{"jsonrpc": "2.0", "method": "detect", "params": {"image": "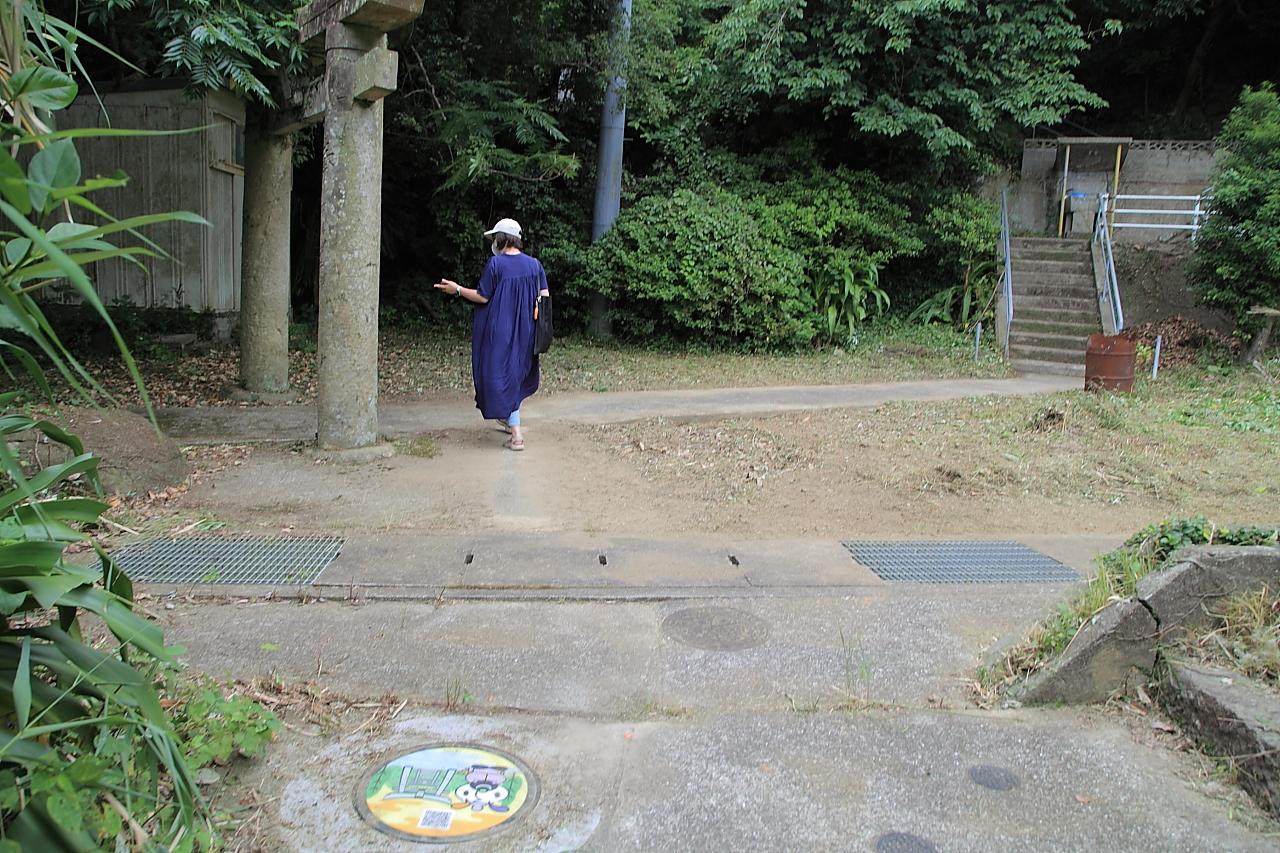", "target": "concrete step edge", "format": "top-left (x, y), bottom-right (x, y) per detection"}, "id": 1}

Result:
top-left (1009, 359), bottom-right (1085, 377)
top-left (1010, 332), bottom-right (1093, 345)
